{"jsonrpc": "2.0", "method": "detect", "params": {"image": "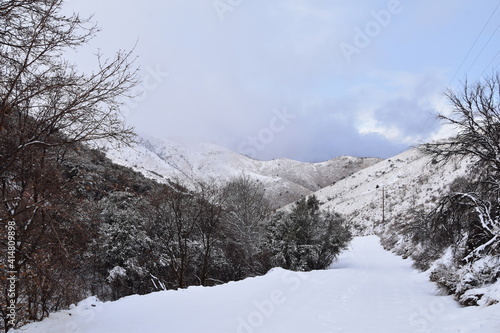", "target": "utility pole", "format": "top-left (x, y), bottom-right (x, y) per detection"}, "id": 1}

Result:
top-left (376, 184), bottom-right (385, 224)
top-left (382, 185), bottom-right (385, 224)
